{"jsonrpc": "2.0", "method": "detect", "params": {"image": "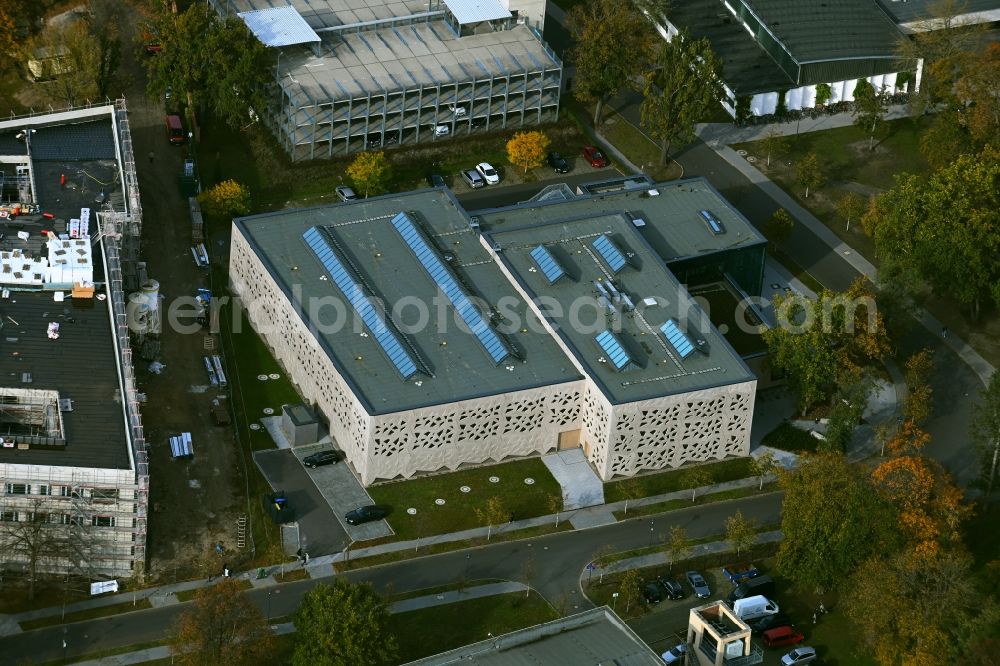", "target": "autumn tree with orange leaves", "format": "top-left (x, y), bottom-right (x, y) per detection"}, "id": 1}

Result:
top-left (169, 579), bottom-right (274, 666)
